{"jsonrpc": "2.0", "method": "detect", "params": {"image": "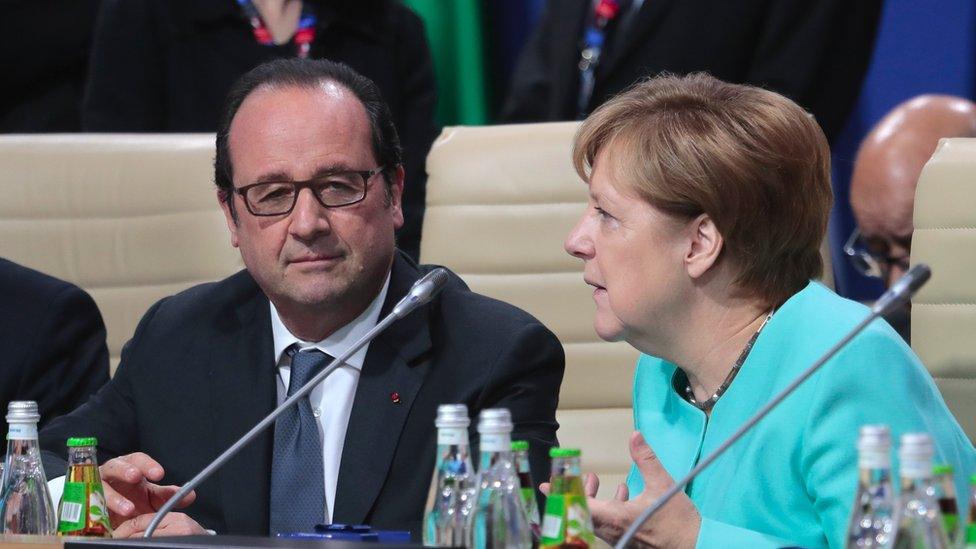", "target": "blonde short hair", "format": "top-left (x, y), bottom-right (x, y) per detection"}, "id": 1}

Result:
top-left (573, 73), bottom-right (832, 307)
